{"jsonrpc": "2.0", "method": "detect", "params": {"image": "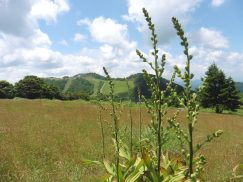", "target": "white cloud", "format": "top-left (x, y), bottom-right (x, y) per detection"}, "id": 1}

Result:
top-left (211, 0), bottom-right (225, 7)
top-left (31, 0), bottom-right (70, 22)
top-left (0, 0), bottom-right (69, 37)
top-left (73, 33), bottom-right (86, 42)
top-left (0, 0), bottom-right (36, 36)
top-left (0, 0), bottom-right (243, 84)
top-left (59, 40), bottom-right (68, 46)
top-left (124, 0), bottom-right (201, 44)
top-left (0, 0), bottom-right (70, 82)
top-left (32, 29), bottom-right (52, 47)
top-left (184, 46), bottom-right (243, 81)
top-left (80, 17), bottom-right (131, 47)
top-left (189, 27), bottom-right (228, 49)
top-left (77, 18), bottom-right (90, 26)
